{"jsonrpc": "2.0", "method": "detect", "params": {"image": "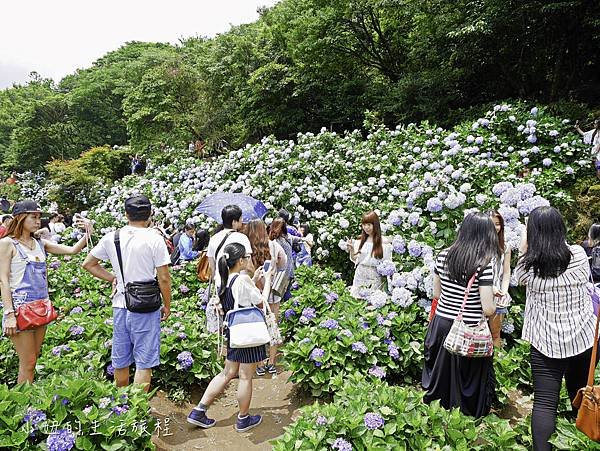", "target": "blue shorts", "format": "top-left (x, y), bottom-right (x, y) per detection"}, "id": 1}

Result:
top-left (496, 307), bottom-right (509, 314)
top-left (112, 307), bottom-right (161, 370)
